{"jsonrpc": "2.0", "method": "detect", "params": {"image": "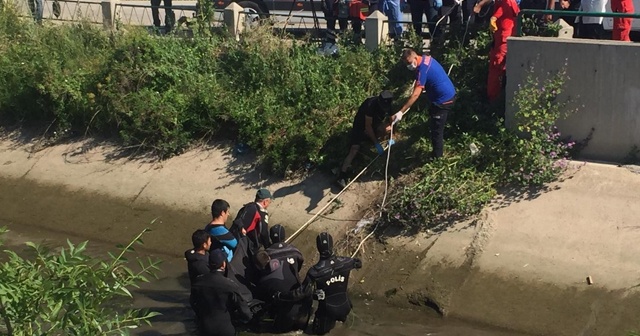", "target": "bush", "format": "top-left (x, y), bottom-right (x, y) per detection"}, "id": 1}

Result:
top-left (0, 227), bottom-right (161, 335)
top-left (0, 7), bottom-right (580, 232)
top-left (0, 9), bottom-right (402, 172)
top-left (384, 28), bottom-right (577, 230)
